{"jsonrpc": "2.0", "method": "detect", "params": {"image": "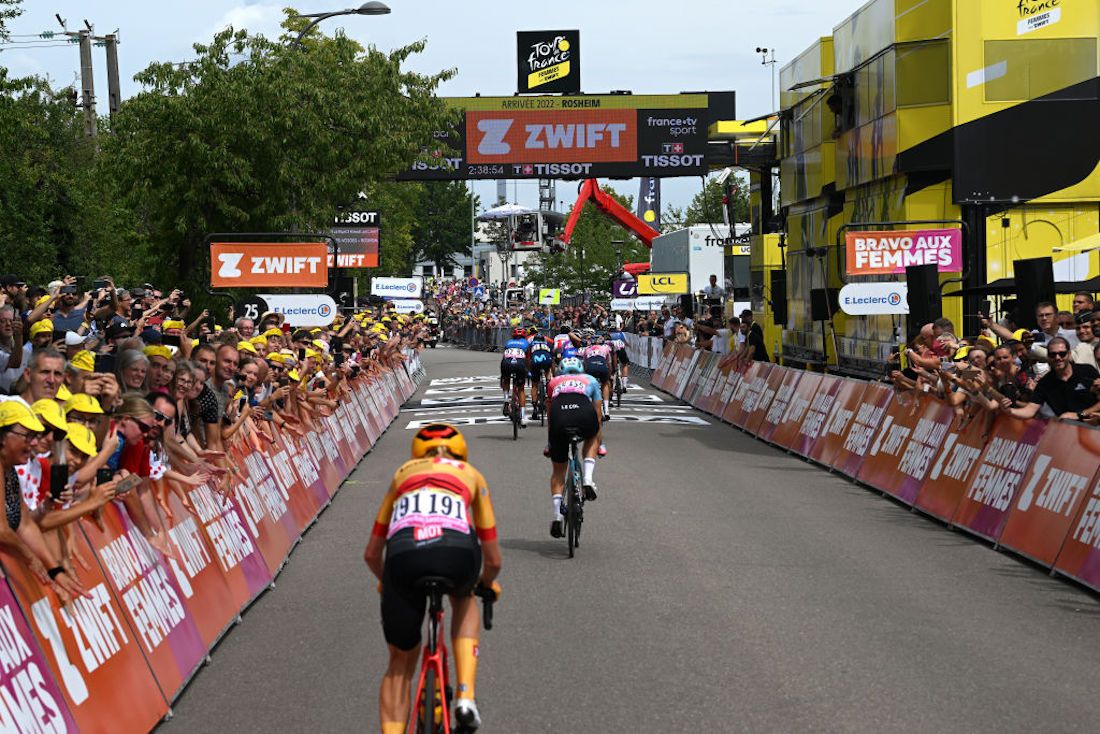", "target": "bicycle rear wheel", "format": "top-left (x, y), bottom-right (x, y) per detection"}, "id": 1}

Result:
top-left (615, 373), bottom-right (623, 409)
top-left (566, 452), bottom-right (581, 557)
top-left (538, 377), bottom-right (547, 427)
top-left (511, 379), bottom-right (520, 440)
